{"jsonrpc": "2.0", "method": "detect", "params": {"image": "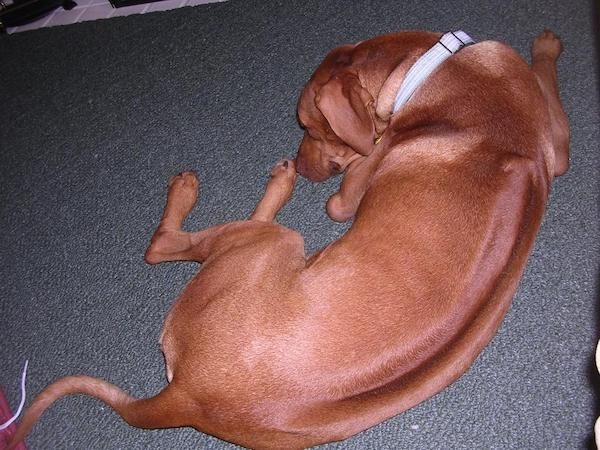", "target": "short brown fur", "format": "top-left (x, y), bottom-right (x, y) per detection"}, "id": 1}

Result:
top-left (6, 30), bottom-right (568, 449)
